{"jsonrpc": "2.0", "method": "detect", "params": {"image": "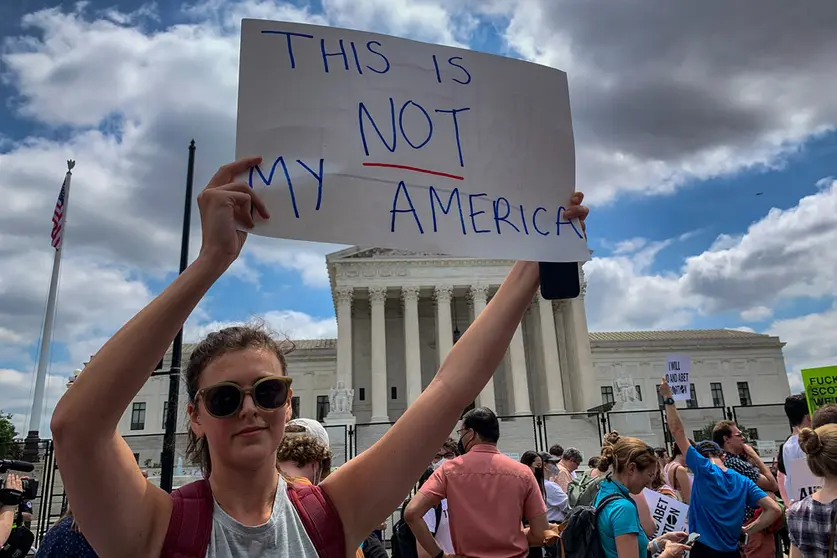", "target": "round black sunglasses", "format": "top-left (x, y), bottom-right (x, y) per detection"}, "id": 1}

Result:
top-left (197, 376), bottom-right (293, 418)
